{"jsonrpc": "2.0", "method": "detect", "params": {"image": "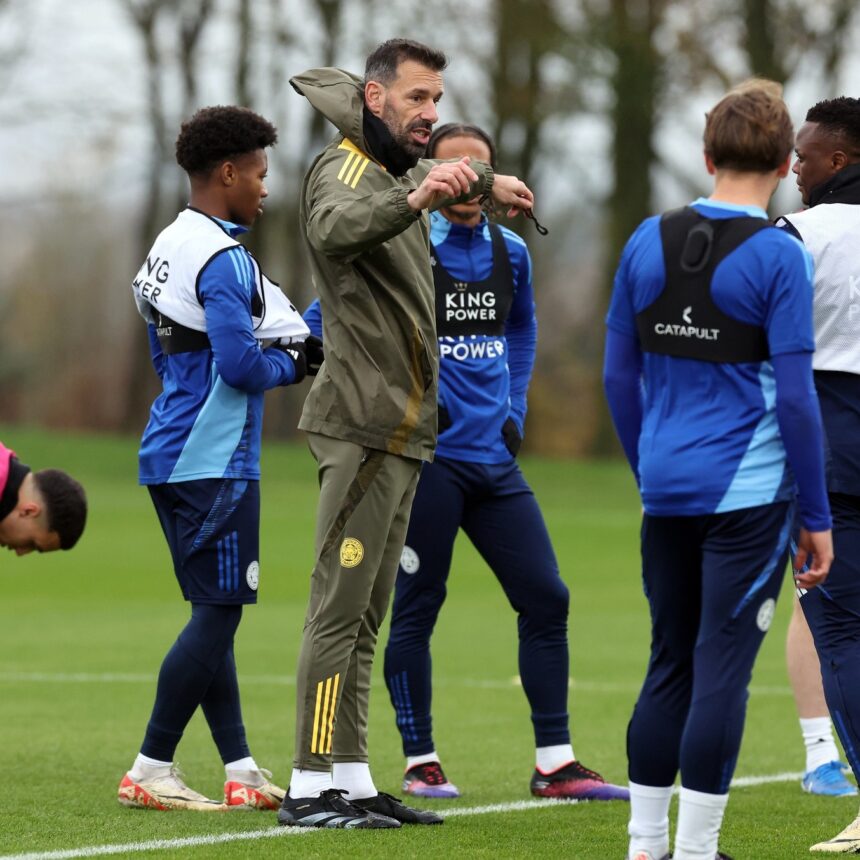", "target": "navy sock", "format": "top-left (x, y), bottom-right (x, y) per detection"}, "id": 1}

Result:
top-left (141, 603), bottom-right (243, 762)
